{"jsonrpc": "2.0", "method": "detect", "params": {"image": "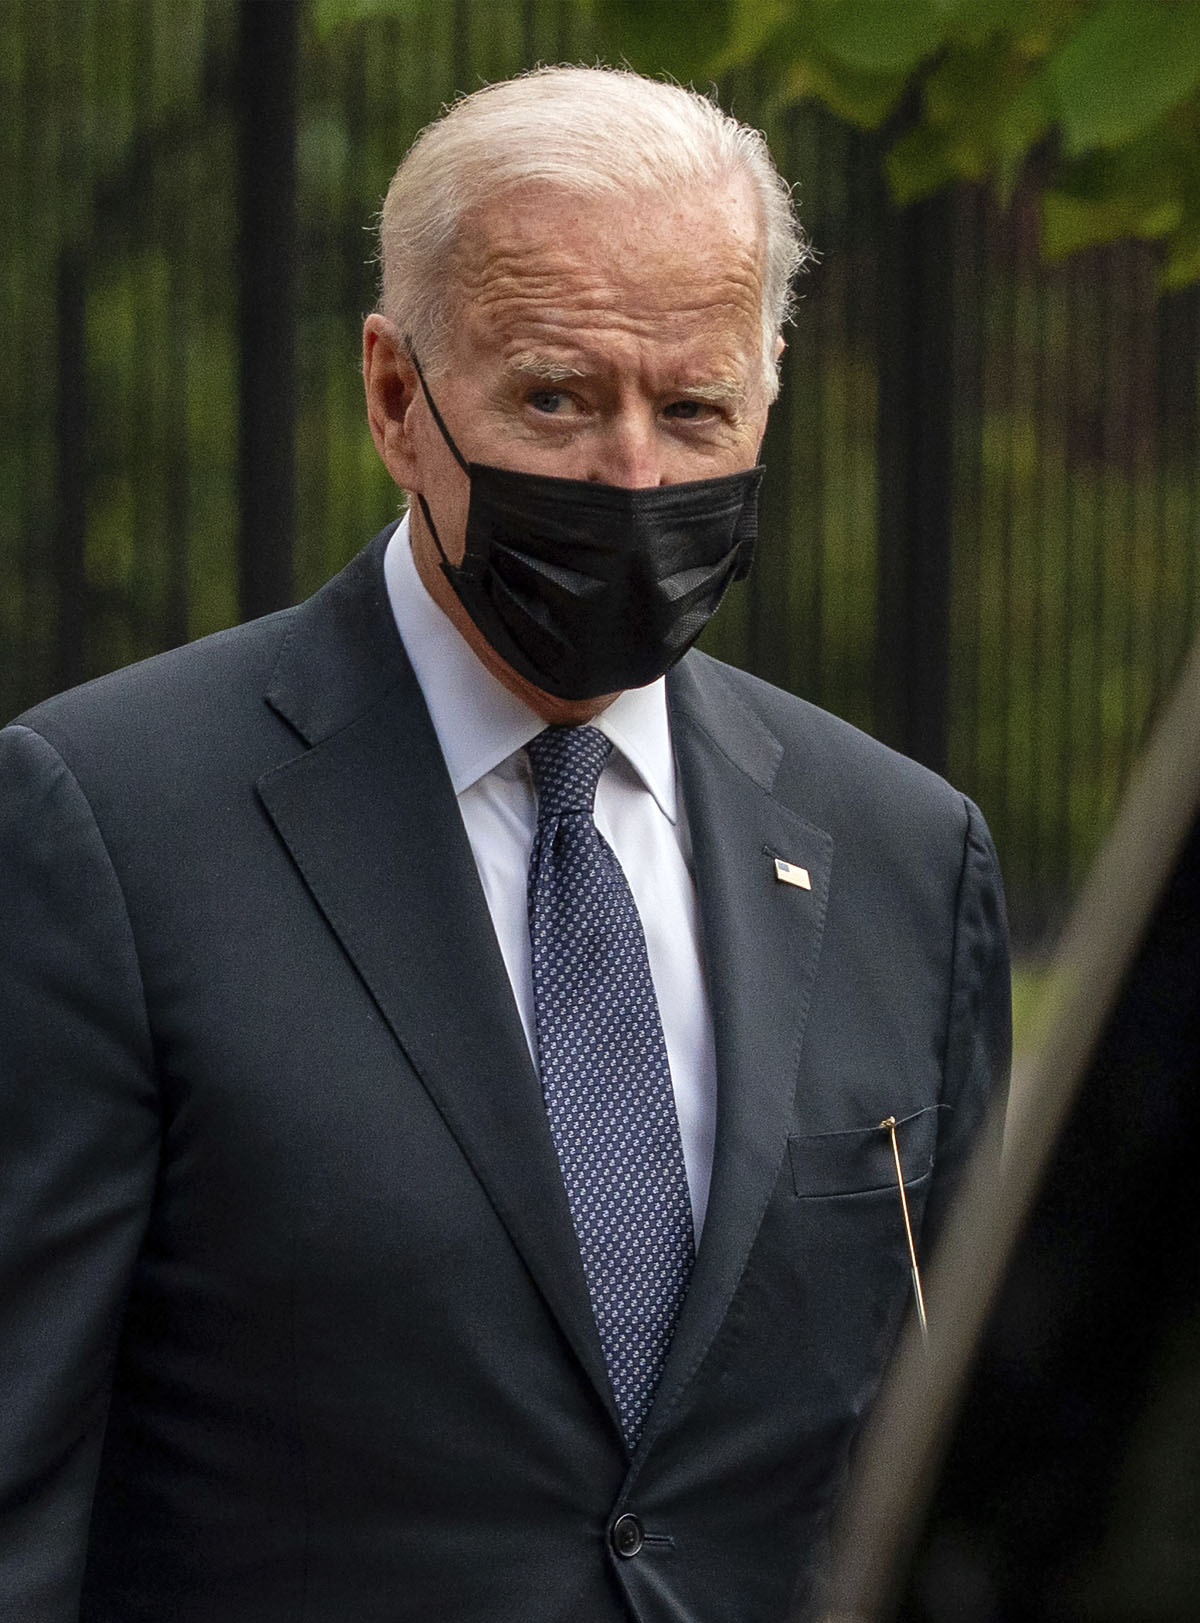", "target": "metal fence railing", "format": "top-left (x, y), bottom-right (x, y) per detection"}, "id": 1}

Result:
top-left (3, 0), bottom-right (1198, 950)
